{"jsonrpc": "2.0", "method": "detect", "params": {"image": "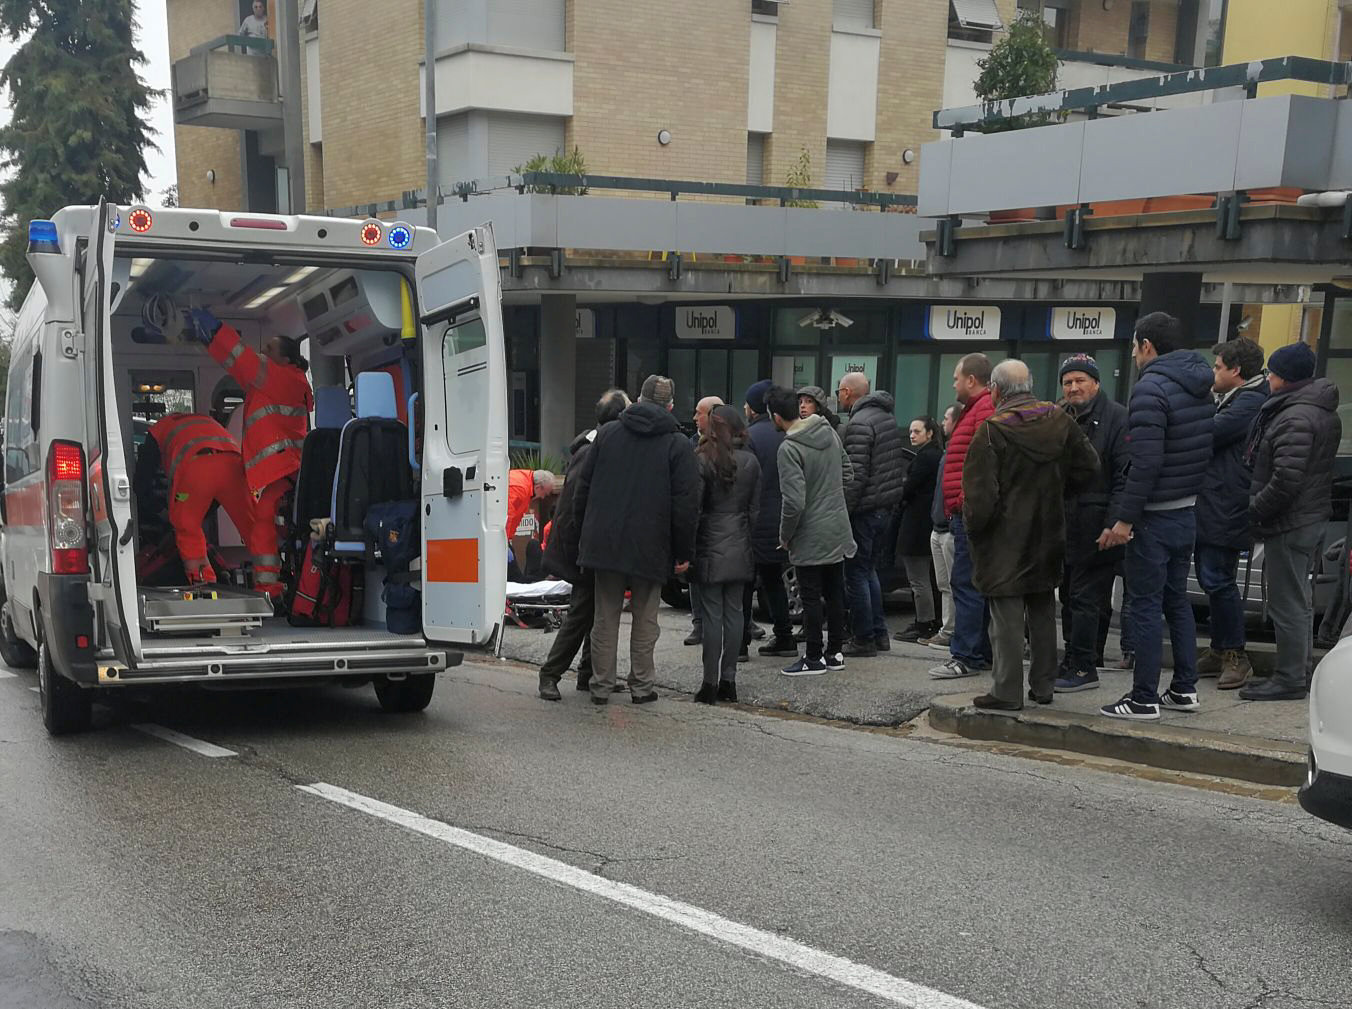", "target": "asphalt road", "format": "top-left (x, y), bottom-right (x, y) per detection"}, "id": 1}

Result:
top-left (1, 659), bottom-right (1349, 1009)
